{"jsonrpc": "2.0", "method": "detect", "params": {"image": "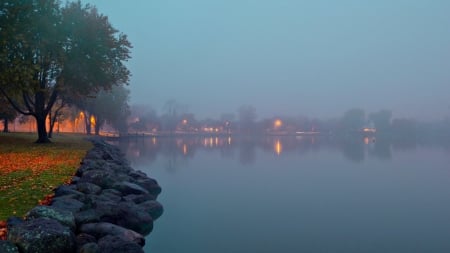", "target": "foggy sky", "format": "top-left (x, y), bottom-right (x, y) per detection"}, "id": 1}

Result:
top-left (81, 0), bottom-right (450, 120)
